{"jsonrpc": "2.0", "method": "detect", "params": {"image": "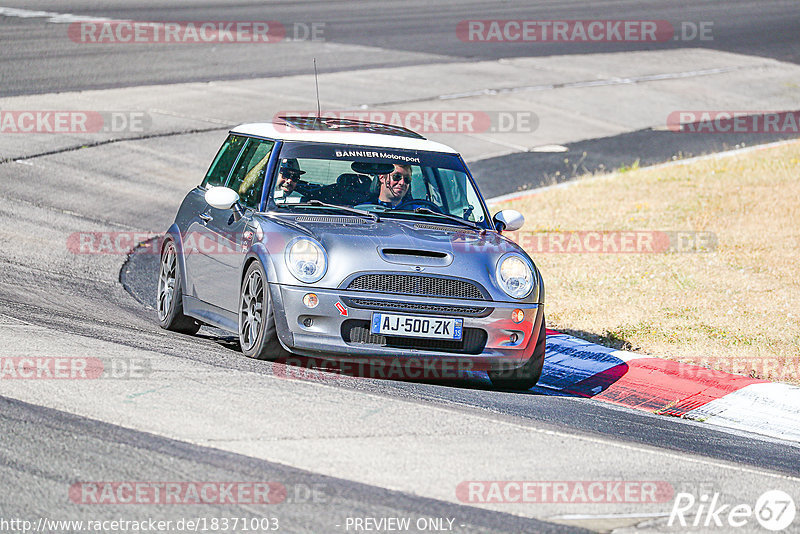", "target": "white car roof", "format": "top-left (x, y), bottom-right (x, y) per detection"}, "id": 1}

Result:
top-left (230, 122), bottom-right (459, 154)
